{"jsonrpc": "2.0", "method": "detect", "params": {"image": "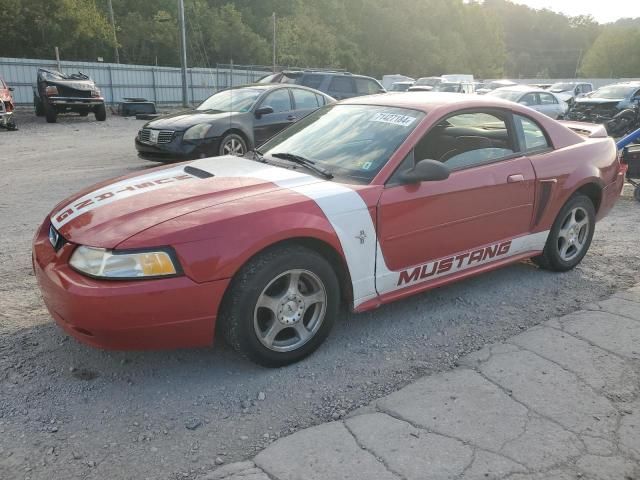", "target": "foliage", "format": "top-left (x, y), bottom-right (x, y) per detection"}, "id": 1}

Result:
top-left (1, 0), bottom-right (639, 79)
